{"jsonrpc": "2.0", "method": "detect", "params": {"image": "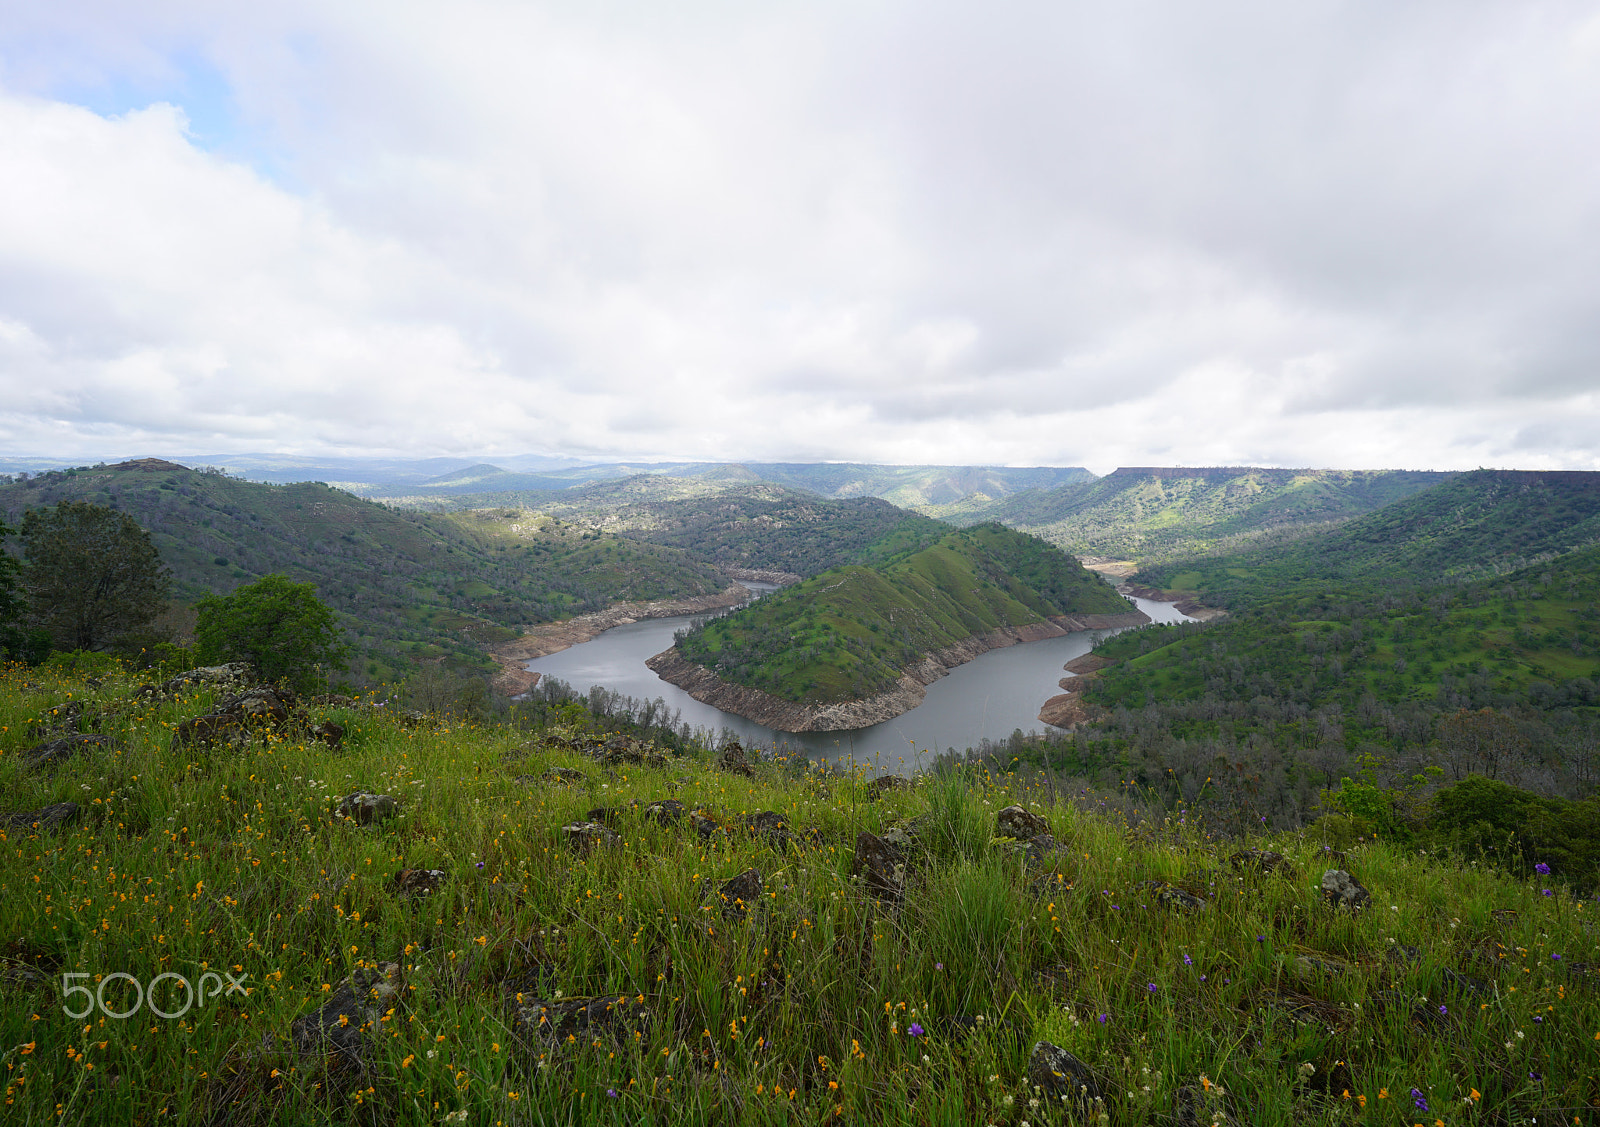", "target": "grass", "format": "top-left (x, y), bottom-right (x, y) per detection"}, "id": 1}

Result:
top-left (0, 661), bottom-right (1597, 1124)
